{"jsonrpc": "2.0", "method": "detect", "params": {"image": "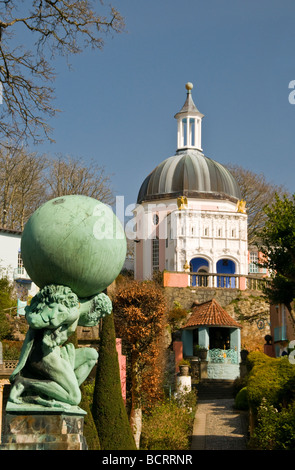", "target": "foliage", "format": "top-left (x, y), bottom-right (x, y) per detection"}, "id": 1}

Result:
top-left (79, 381), bottom-right (101, 450)
top-left (141, 395), bottom-right (196, 450)
top-left (178, 359), bottom-right (191, 366)
top-left (1, 339), bottom-right (23, 359)
top-left (241, 351), bottom-right (295, 449)
top-left (0, 312), bottom-right (13, 340)
top-left (251, 399), bottom-right (295, 450)
top-left (257, 194), bottom-right (295, 325)
top-left (0, 275), bottom-right (16, 340)
top-left (113, 280), bottom-right (167, 412)
top-left (92, 312), bottom-right (136, 450)
top-left (167, 301), bottom-right (188, 332)
top-left (225, 164), bottom-right (288, 245)
top-left (234, 387), bottom-right (249, 410)
top-left (0, 149), bottom-right (114, 231)
top-left (246, 353), bottom-right (295, 413)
